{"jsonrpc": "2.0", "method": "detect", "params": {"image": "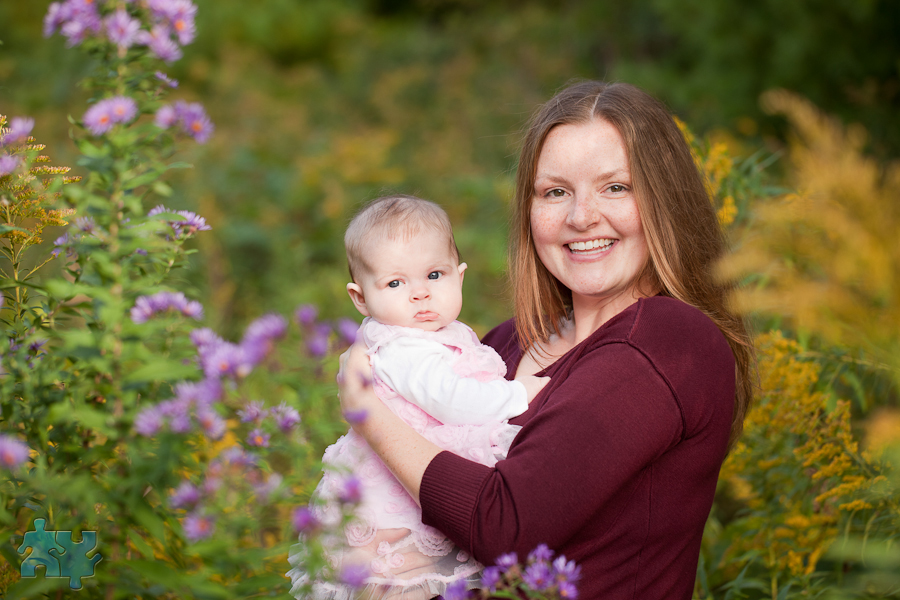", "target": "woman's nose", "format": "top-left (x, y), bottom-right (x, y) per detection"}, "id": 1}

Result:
top-left (566, 194), bottom-right (600, 230)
